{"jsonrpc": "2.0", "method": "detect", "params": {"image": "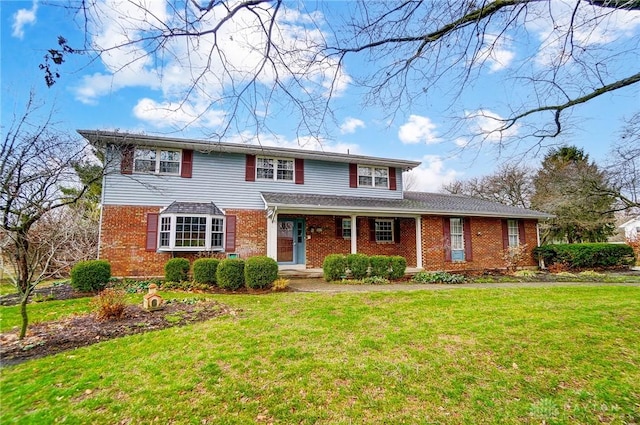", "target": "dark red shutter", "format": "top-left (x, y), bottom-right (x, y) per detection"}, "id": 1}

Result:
top-left (295, 158), bottom-right (304, 184)
top-left (394, 218), bottom-right (401, 243)
top-left (369, 218), bottom-right (376, 242)
top-left (518, 220), bottom-right (526, 246)
top-left (335, 217), bottom-right (343, 238)
top-left (389, 167), bottom-right (397, 191)
top-left (121, 145), bottom-right (134, 174)
top-left (245, 155), bottom-right (256, 182)
top-left (145, 213), bottom-right (158, 251)
top-left (225, 215), bottom-right (237, 252)
top-left (463, 218), bottom-right (473, 261)
top-left (349, 163), bottom-right (358, 188)
top-left (502, 220), bottom-right (509, 250)
top-left (181, 149), bottom-right (193, 178)
top-left (443, 218), bottom-right (452, 262)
